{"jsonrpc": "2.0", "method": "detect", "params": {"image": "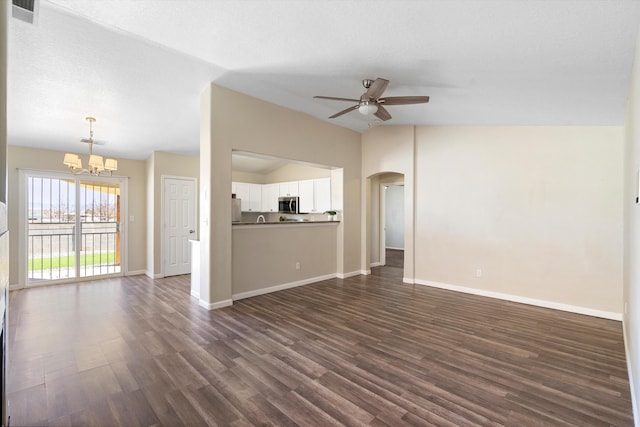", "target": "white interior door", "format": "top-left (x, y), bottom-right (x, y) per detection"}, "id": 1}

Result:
top-left (163, 177), bottom-right (197, 276)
